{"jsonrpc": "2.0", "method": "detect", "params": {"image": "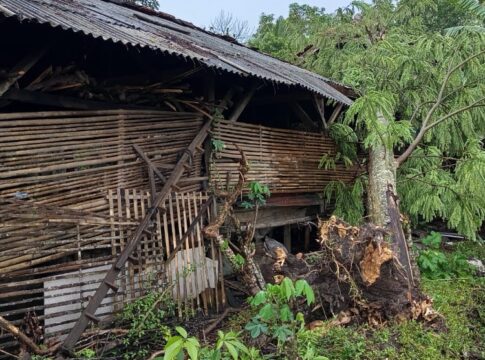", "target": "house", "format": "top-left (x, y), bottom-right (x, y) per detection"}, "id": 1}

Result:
top-left (0, 0), bottom-right (356, 355)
